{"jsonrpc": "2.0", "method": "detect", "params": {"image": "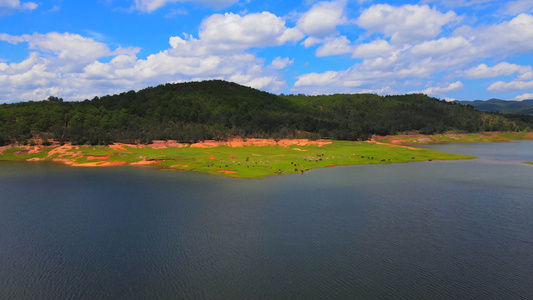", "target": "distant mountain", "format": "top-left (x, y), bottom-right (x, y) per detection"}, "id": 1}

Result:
top-left (458, 99), bottom-right (533, 115)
